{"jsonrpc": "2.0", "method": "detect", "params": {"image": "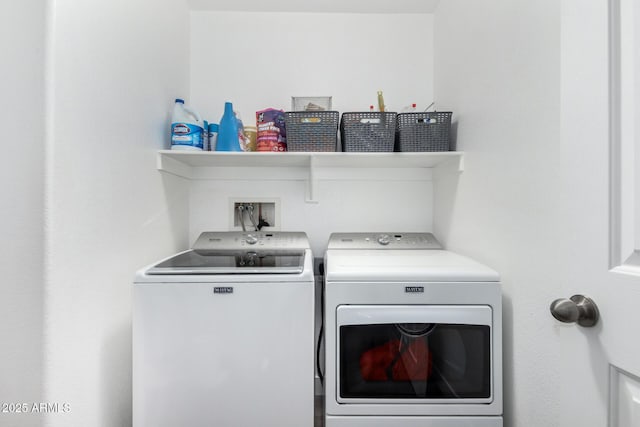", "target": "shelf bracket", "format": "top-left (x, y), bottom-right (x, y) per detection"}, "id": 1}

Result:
top-left (157, 152), bottom-right (193, 179)
top-left (305, 155), bottom-right (319, 203)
